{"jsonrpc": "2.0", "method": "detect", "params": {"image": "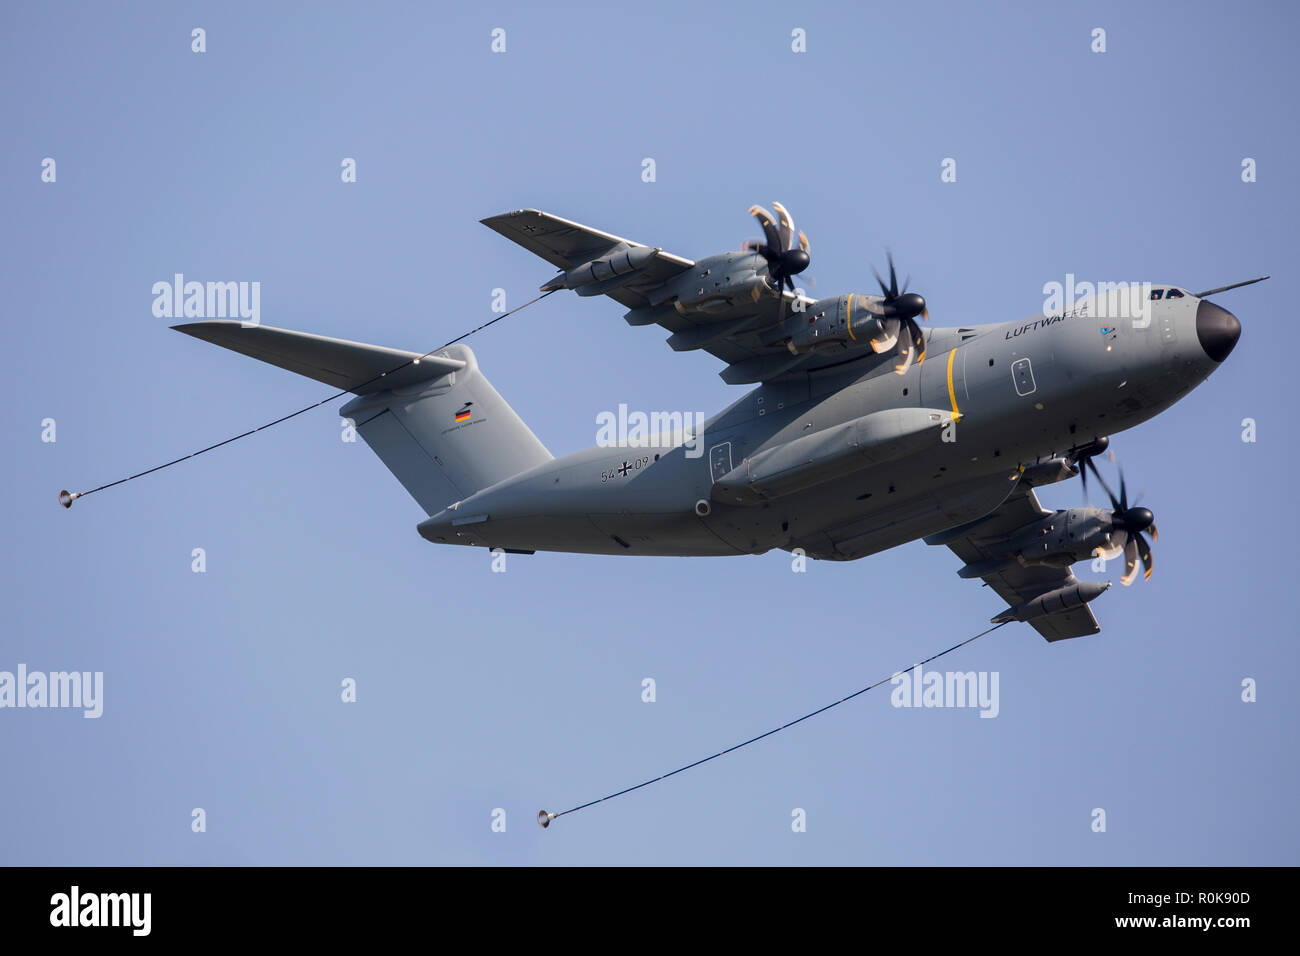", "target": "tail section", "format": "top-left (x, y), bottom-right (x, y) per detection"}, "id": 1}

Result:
top-left (338, 343), bottom-right (552, 514)
top-left (173, 321), bottom-right (553, 515)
